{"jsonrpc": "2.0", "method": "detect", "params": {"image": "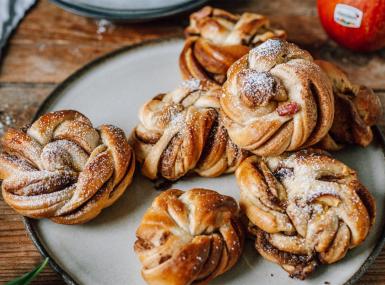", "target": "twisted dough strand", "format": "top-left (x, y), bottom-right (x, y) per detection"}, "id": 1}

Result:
top-left (179, 6), bottom-right (286, 85)
top-left (134, 188), bottom-right (244, 285)
top-left (236, 150), bottom-right (375, 279)
top-left (316, 60), bottom-right (383, 150)
top-left (131, 80), bottom-right (247, 181)
top-left (0, 110), bottom-right (135, 224)
top-left (220, 39), bottom-right (334, 156)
